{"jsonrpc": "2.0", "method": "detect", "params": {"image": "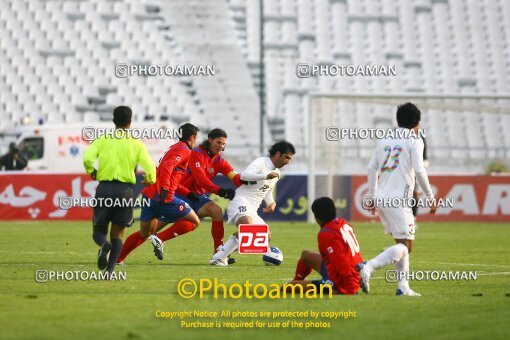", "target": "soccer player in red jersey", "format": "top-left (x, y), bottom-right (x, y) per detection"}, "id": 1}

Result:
top-left (151, 128), bottom-right (253, 261)
top-left (117, 123), bottom-right (201, 263)
top-left (286, 197), bottom-right (363, 295)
